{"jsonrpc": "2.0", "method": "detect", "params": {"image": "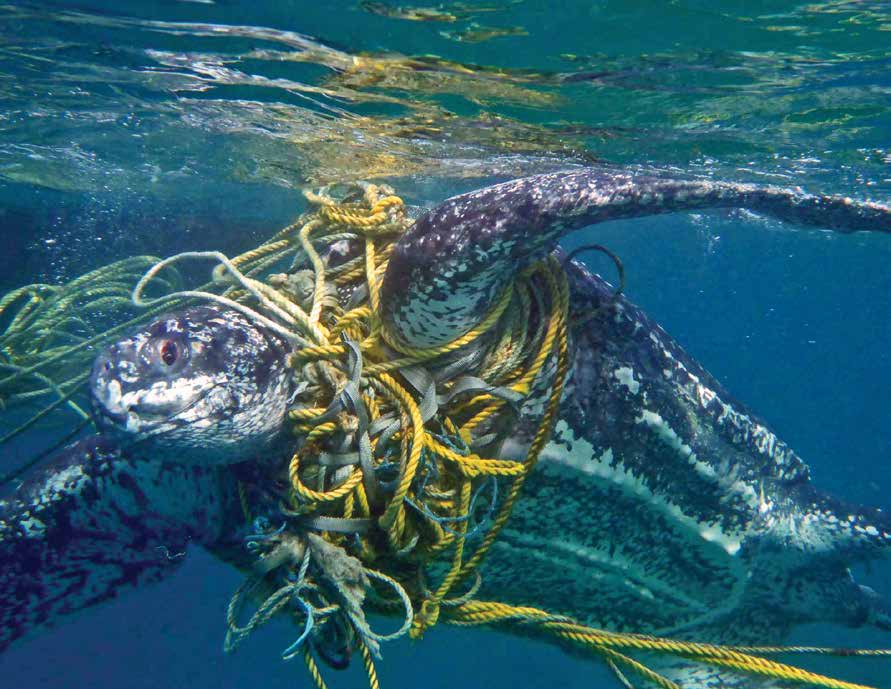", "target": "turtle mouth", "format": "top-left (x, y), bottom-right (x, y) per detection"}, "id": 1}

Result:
top-left (92, 383), bottom-right (221, 436)
top-left (92, 401), bottom-right (129, 430)
top-left (90, 366), bottom-right (216, 437)
top-left (92, 395), bottom-right (187, 434)
top-left (90, 339), bottom-right (223, 435)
